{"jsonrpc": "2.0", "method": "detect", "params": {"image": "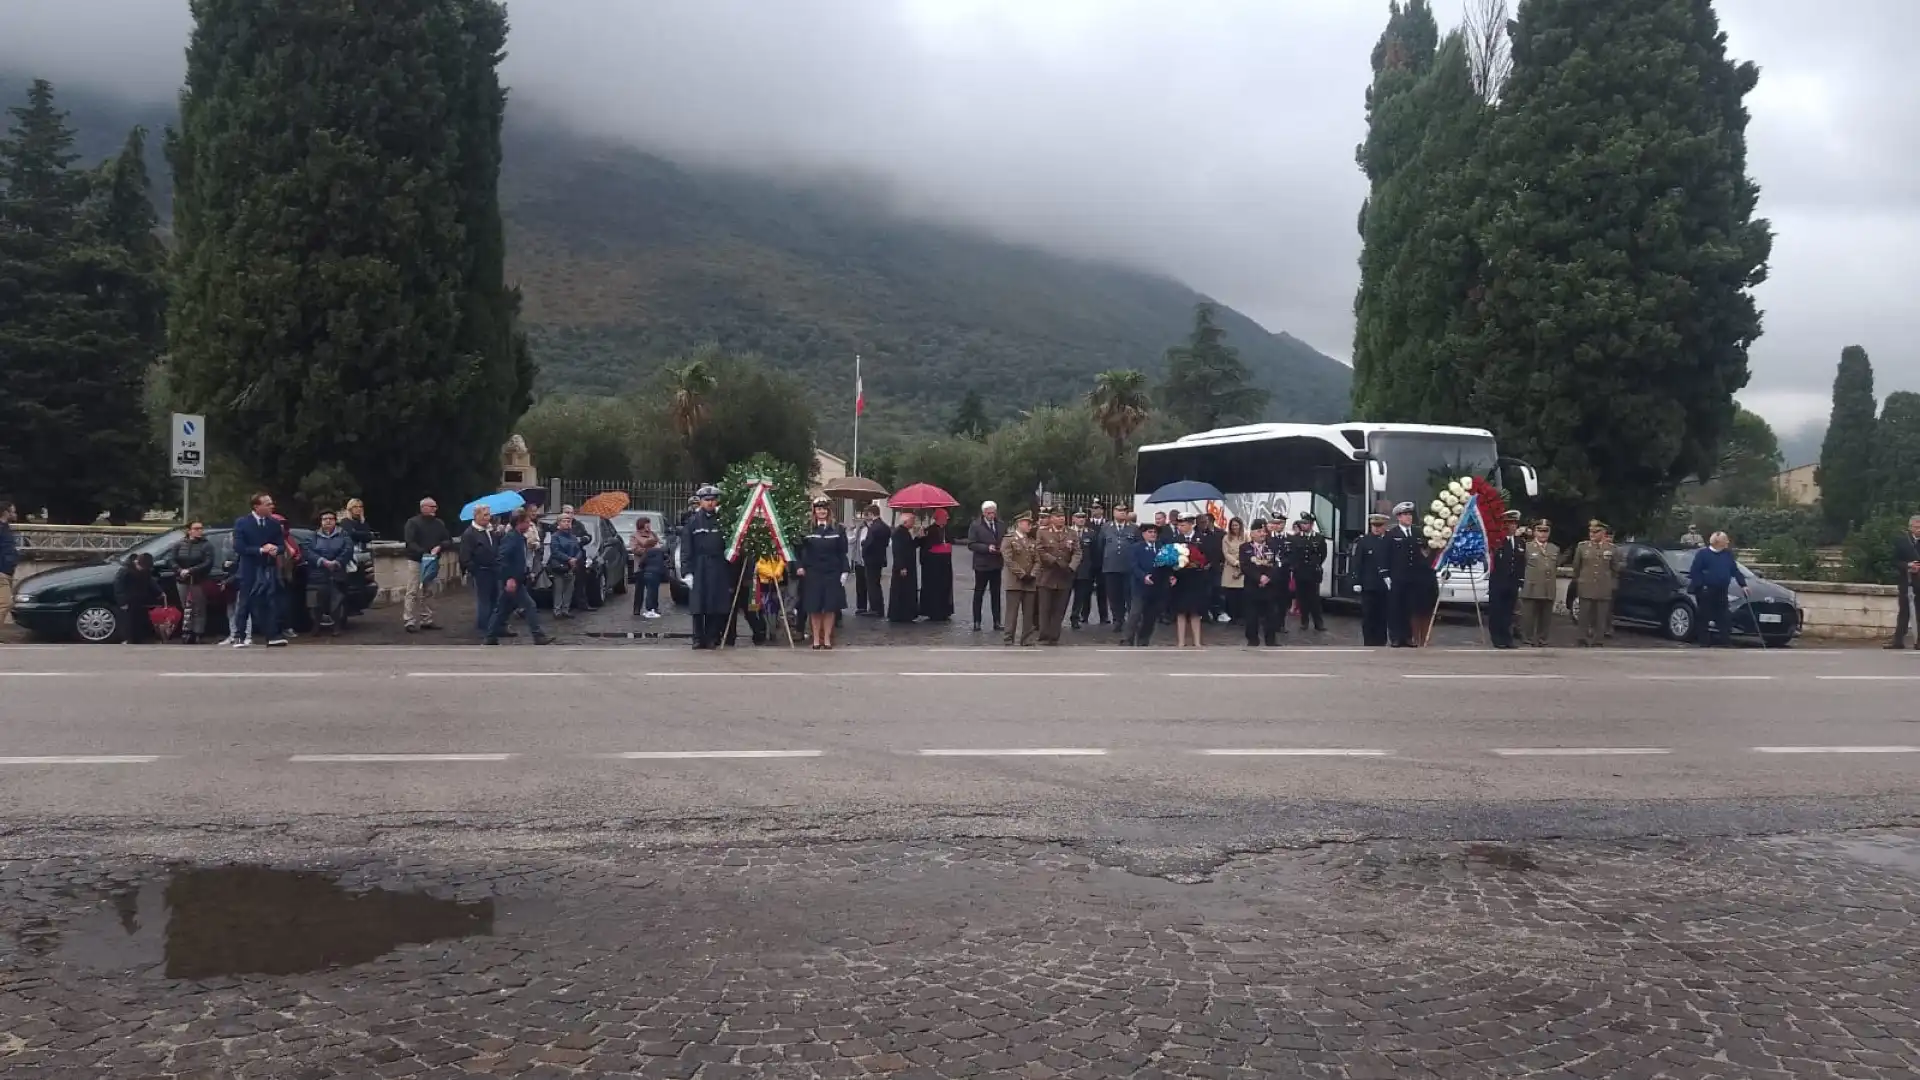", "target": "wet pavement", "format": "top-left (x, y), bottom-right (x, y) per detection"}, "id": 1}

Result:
top-left (333, 562), bottom-right (1660, 651)
top-left (4, 830), bottom-right (1920, 1078)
